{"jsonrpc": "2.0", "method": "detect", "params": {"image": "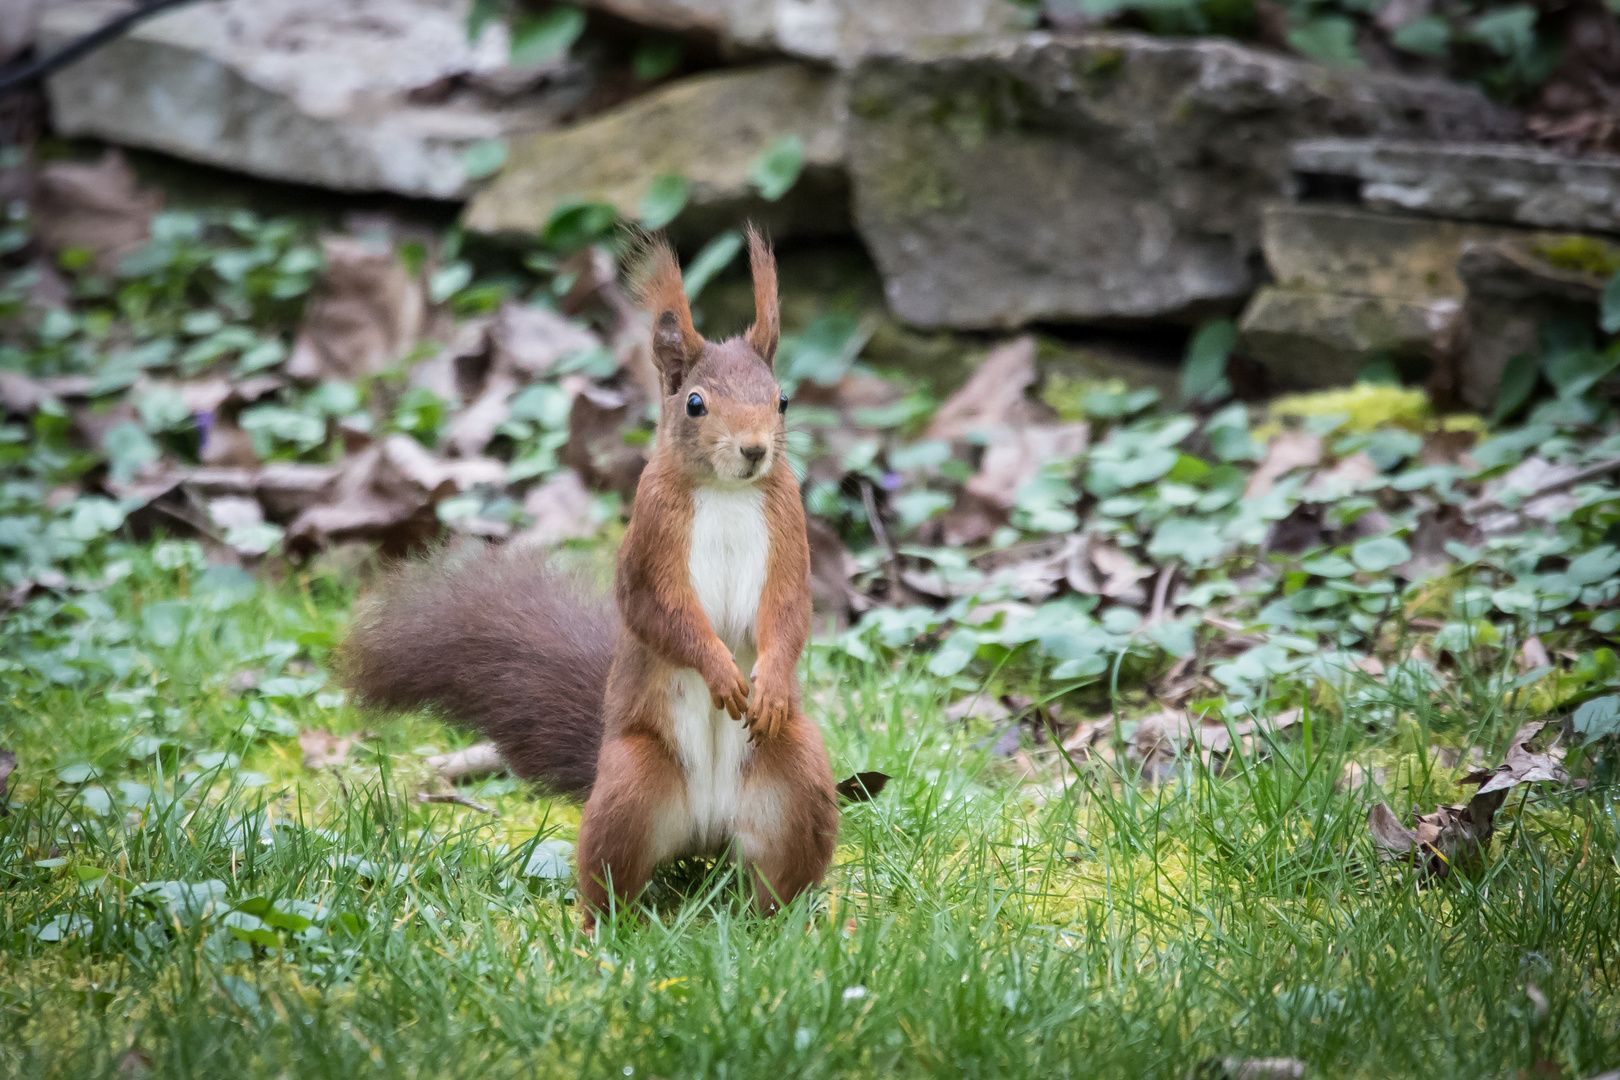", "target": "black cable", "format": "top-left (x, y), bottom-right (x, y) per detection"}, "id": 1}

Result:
top-left (0, 0), bottom-right (217, 99)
